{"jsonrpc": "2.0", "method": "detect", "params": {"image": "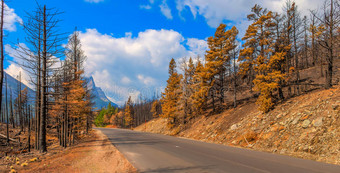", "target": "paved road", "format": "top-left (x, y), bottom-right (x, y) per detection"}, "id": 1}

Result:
top-left (97, 128), bottom-right (340, 173)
